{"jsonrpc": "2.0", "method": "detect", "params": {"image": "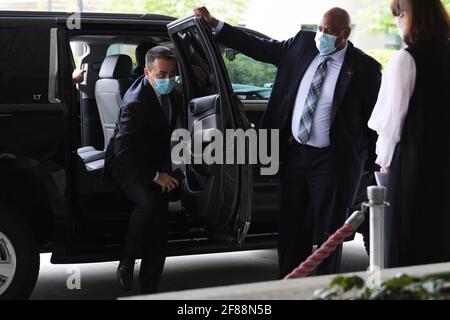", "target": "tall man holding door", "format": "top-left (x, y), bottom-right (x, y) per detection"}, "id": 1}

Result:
top-left (195, 7), bottom-right (381, 277)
